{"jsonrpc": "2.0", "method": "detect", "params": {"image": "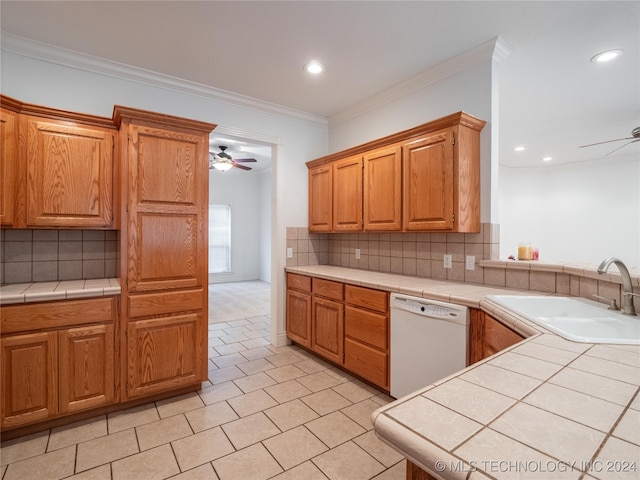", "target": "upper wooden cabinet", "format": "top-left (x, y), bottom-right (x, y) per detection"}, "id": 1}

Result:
top-left (0, 106), bottom-right (18, 226)
top-left (308, 164), bottom-right (333, 232)
top-left (25, 117), bottom-right (115, 228)
top-left (307, 112), bottom-right (485, 233)
top-left (363, 145), bottom-right (402, 231)
top-left (333, 155), bottom-right (363, 231)
top-left (0, 95), bottom-right (117, 229)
